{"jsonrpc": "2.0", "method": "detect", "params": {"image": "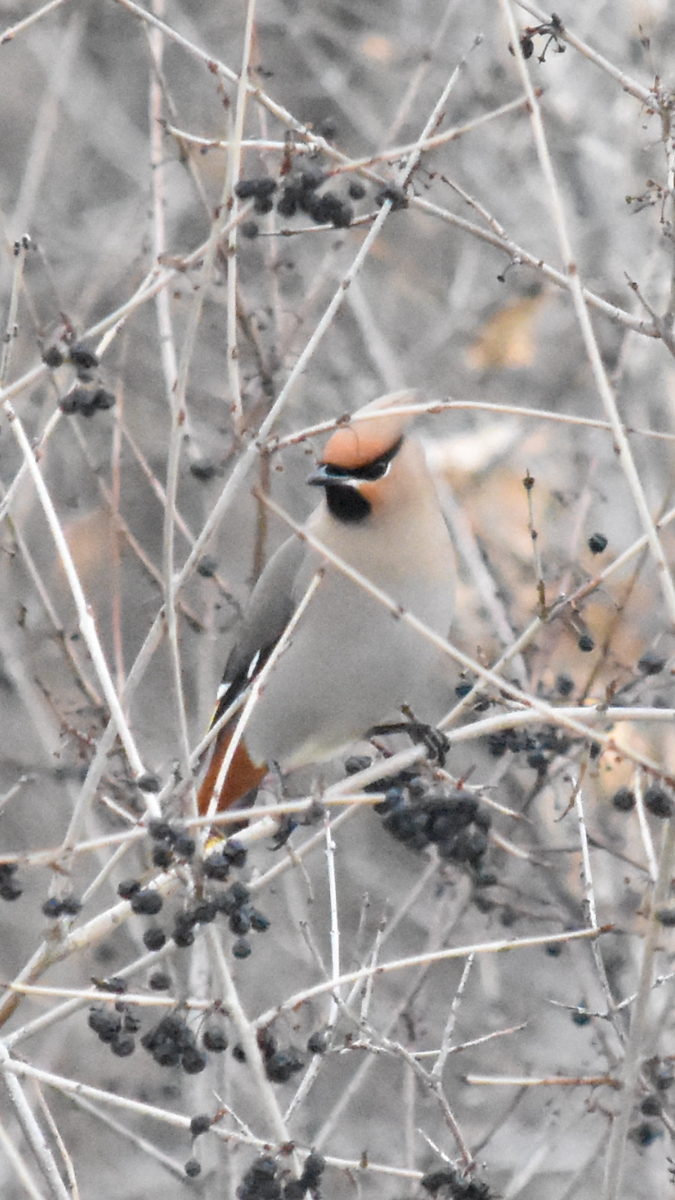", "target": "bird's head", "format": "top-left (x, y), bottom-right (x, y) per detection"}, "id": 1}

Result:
top-left (308, 390), bottom-right (422, 523)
